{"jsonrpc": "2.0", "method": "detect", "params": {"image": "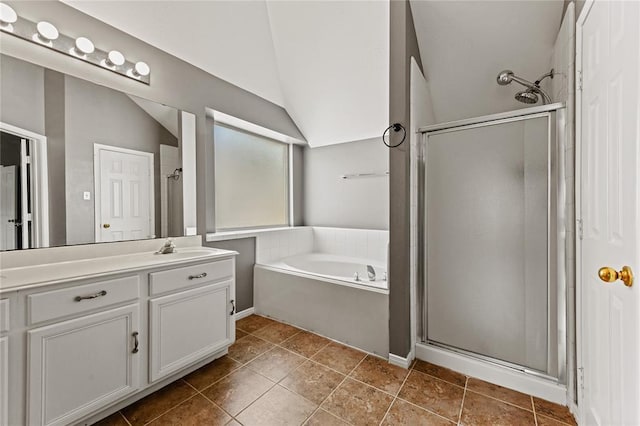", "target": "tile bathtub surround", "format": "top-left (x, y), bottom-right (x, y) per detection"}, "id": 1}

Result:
top-left (95, 315), bottom-right (577, 426)
top-left (254, 226), bottom-right (389, 264)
